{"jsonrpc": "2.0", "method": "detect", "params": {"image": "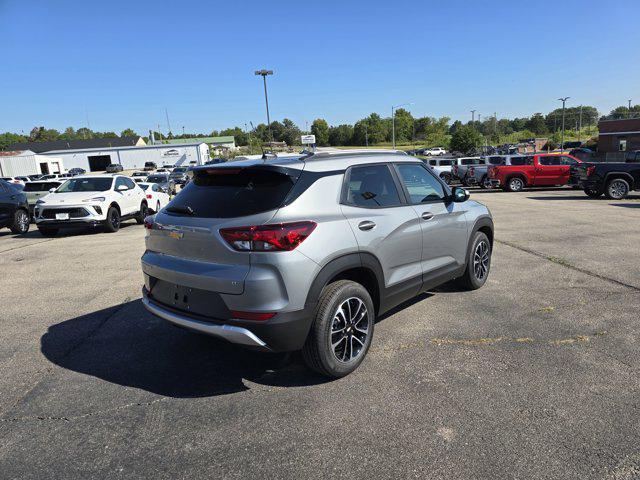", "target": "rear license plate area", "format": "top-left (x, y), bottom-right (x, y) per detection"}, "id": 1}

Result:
top-left (147, 277), bottom-right (230, 319)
